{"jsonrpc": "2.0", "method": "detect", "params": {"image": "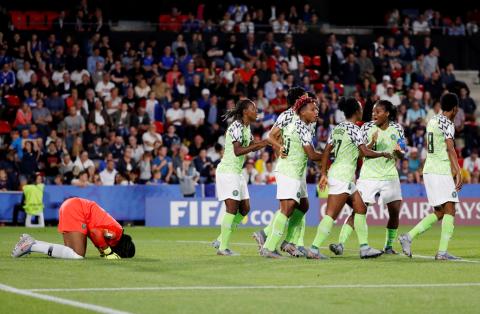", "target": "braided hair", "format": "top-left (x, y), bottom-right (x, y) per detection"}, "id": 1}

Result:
top-left (222, 98), bottom-right (254, 122)
top-left (293, 94), bottom-right (317, 114)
